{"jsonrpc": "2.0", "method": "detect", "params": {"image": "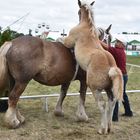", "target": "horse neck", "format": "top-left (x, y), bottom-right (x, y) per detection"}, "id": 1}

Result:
top-left (75, 26), bottom-right (103, 50)
top-left (76, 9), bottom-right (102, 49)
top-left (80, 15), bottom-right (89, 23)
top-left (80, 13), bottom-right (93, 29)
top-left (79, 20), bottom-right (96, 38)
top-left (80, 11), bottom-right (99, 39)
